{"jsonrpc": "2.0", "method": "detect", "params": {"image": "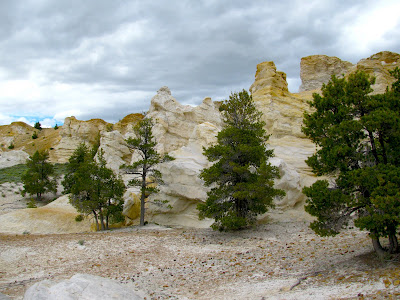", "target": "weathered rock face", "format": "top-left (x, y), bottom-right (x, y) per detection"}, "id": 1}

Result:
top-left (97, 130), bottom-right (132, 171)
top-left (52, 116), bottom-right (110, 163)
top-left (250, 61), bottom-right (289, 96)
top-left (352, 51), bottom-right (400, 94)
top-left (0, 150), bottom-right (29, 169)
top-left (147, 86), bottom-right (223, 154)
top-left (147, 122), bottom-right (219, 227)
top-left (0, 195), bottom-right (91, 234)
top-left (24, 274), bottom-right (145, 300)
top-left (0, 51), bottom-right (398, 229)
top-left (299, 51), bottom-right (400, 93)
top-left (299, 55), bottom-right (353, 92)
